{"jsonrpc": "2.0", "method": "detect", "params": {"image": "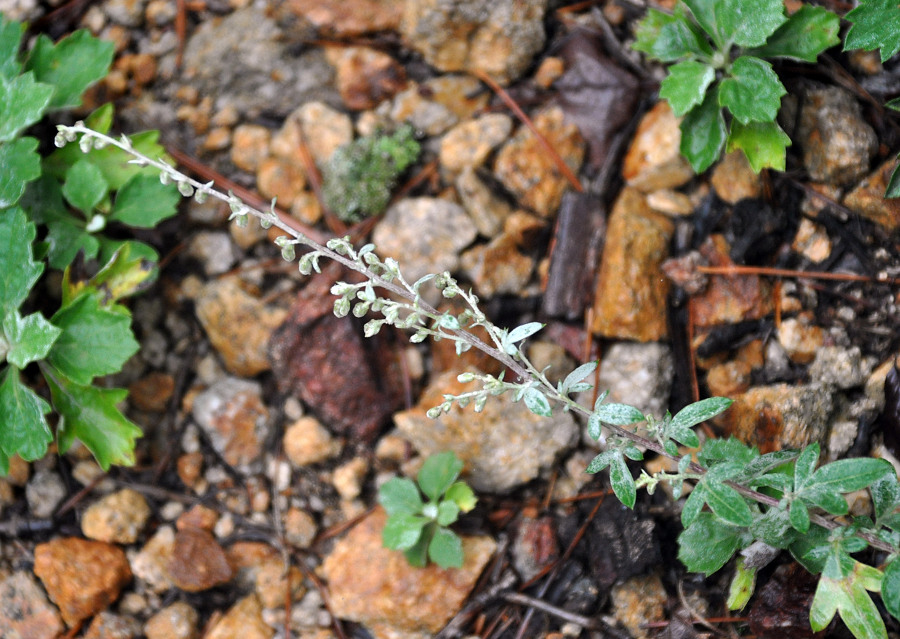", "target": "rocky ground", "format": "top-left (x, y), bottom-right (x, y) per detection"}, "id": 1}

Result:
top-left (2, 0), bottom-right (900, 638)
